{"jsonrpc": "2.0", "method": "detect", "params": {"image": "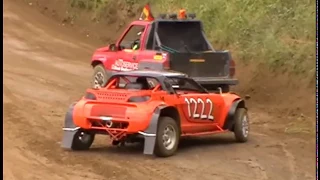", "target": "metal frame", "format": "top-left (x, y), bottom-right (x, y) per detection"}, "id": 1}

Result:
top-left (106, 70), bottom-right (209, 94)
